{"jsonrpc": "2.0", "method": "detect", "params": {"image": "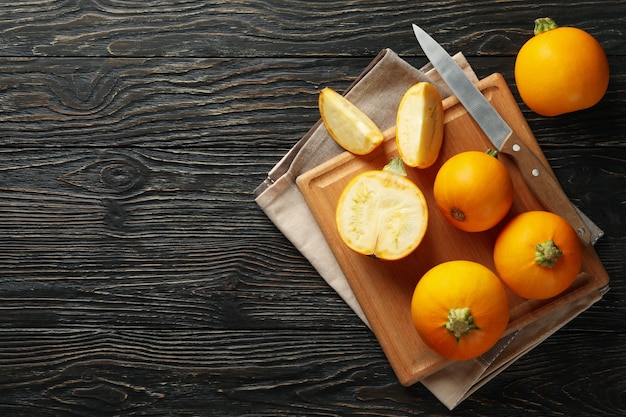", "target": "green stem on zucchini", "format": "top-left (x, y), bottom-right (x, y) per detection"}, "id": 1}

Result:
top-left (486, 149), bottom-right (500, 159)
top-left (383, 157), bottom-right (407, 177)
top-left (445, 307), bottom-right (480, 341)
top-left (535, 239), bottom-right (563, 268)
top-left (534, 17), bottom-right (559, 36)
